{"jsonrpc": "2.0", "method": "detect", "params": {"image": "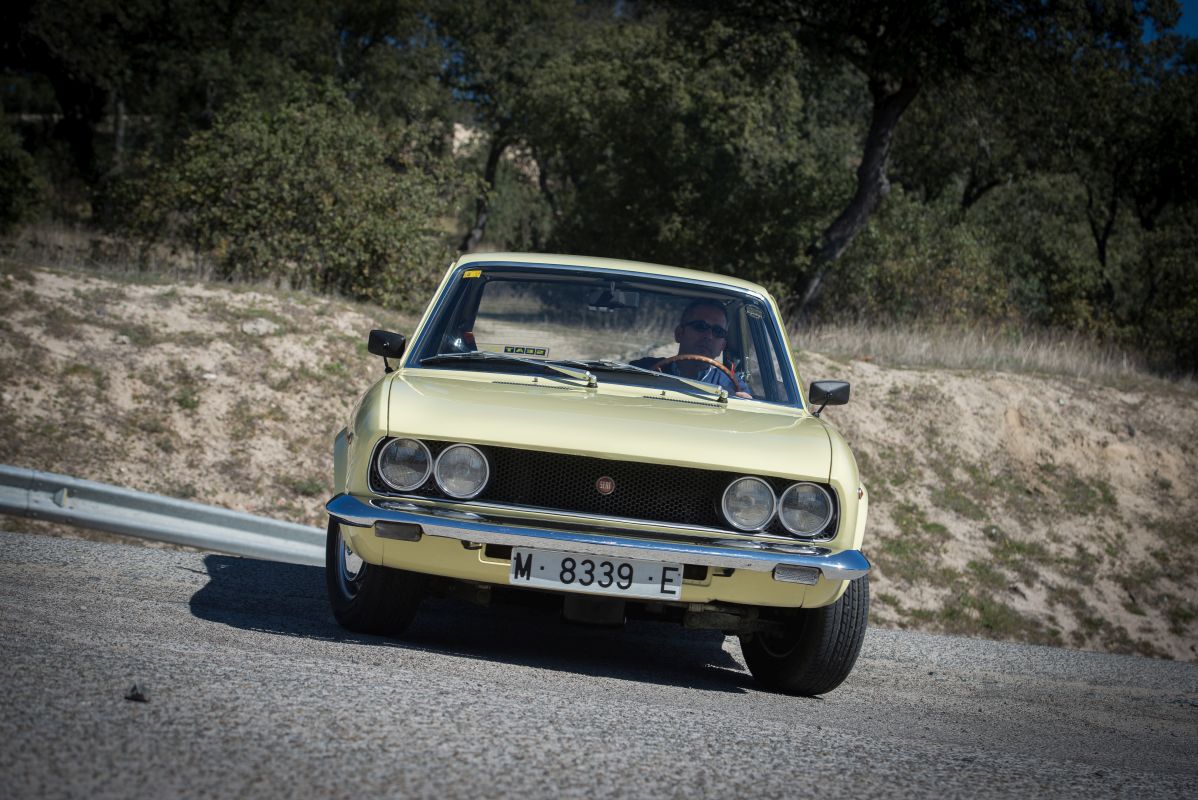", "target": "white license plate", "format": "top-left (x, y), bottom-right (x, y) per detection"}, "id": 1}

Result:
top-left (508, 548), bottom-right (684, 600)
